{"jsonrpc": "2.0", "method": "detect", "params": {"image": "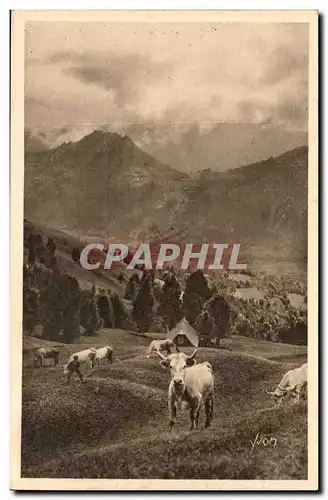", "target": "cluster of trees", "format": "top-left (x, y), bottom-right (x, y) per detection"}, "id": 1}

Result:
top-left (23, 263), bottom-right (128, 343)
top-left (23, 223), bottom-right (307, 347)
top-left (228, 294), bottom-right (307, 345)
top-left (24, 225), bottom-right (58, 270)
top-left (23, 262), bottom-right (81, 342)
top-left (125, 268), bottom-right (231, 346)
top-left (124, 266), bottom-right (307, 346)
